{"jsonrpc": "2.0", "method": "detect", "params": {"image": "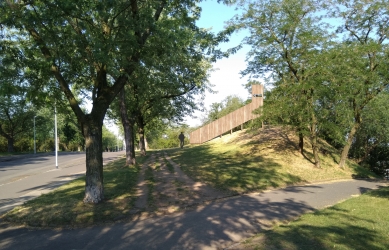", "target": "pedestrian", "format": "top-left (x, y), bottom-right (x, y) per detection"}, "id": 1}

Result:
top-left (178, 132), bottom-right (185, 148)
